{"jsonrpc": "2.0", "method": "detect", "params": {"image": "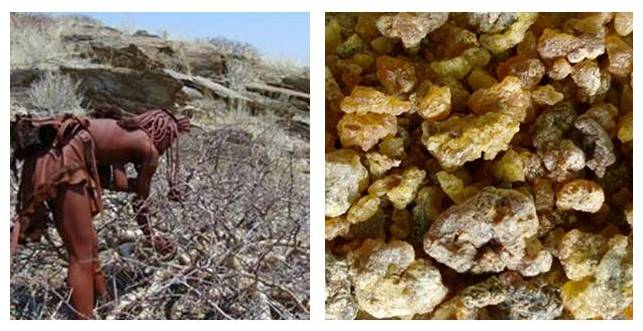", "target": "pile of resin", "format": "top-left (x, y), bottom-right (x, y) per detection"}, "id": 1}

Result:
top-left (325, 12), bottom-right (632, 320)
